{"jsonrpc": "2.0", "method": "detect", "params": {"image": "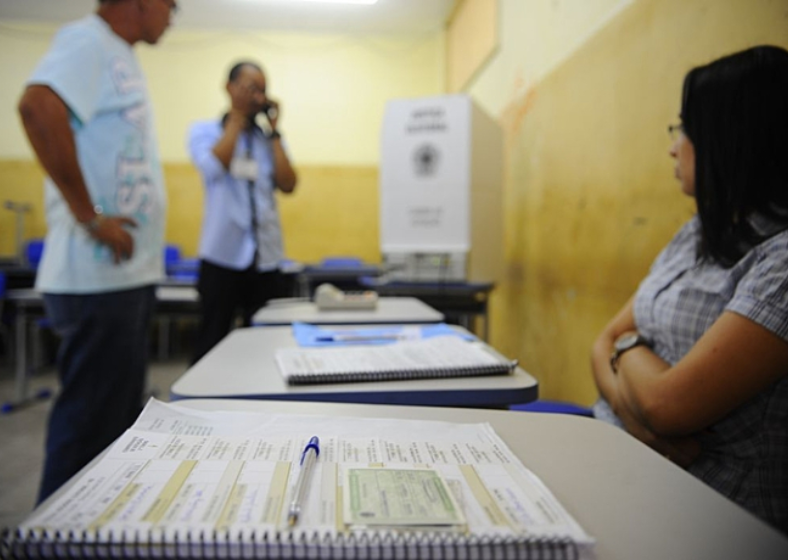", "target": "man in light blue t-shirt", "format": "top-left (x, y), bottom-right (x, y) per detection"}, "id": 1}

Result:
top-left (17, 0), bottom-right (175, 503)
